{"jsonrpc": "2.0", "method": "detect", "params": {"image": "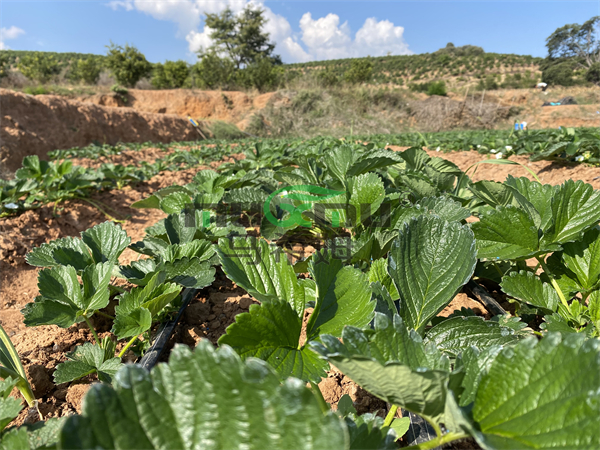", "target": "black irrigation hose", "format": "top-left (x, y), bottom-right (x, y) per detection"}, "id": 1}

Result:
top-left (138, 287), bottom-right (199, 370)
top-left (466, 280), bottom-right (507, 316)
top-left (402, 410), bottom-right (440, 449)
